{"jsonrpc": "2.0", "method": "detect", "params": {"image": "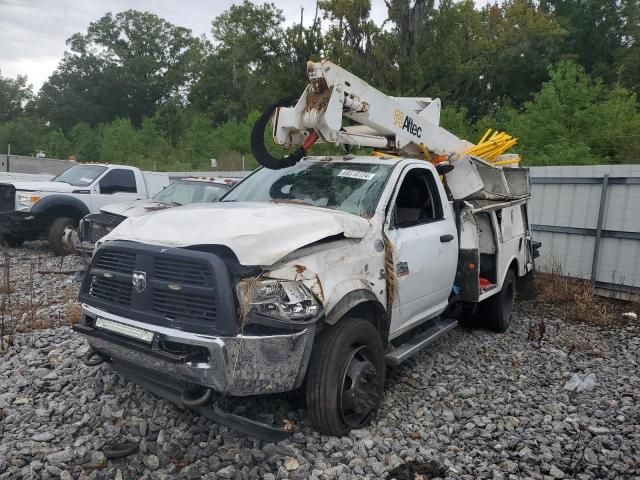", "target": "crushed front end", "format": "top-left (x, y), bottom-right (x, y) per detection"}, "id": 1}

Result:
top-left (73, 240), bottom-right (320, 439)
top-left (72, 213), bottom-right (126, 255)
